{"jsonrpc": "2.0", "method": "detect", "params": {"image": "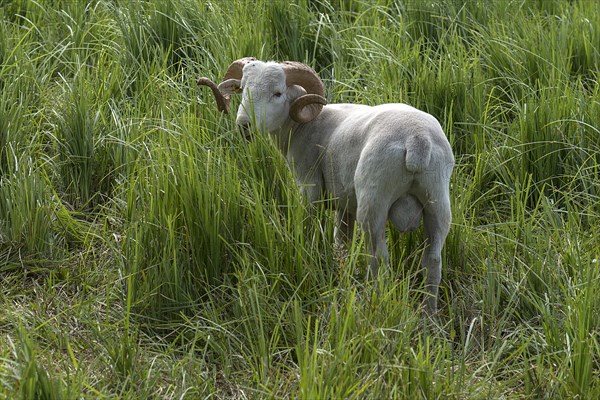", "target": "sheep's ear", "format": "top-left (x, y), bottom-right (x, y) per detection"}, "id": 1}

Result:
top-left (286, 84), bottom-right (307, 100)
top-left (217, 79), bottom-right (242, 95)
